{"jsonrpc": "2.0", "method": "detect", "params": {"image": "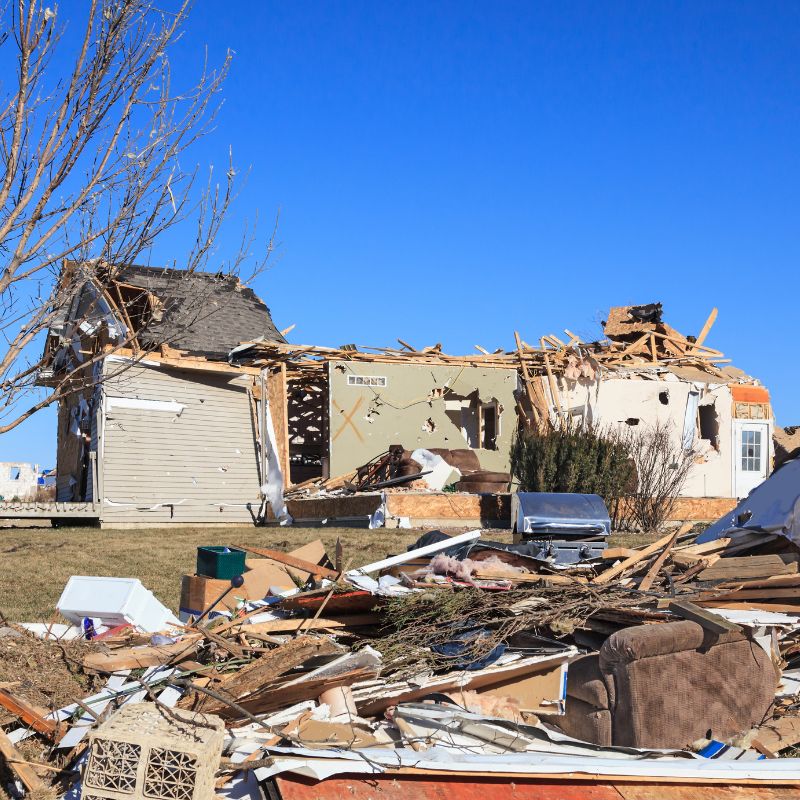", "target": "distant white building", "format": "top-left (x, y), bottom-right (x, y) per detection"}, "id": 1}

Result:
top-left (0, 462), bottom-right (40, 501)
